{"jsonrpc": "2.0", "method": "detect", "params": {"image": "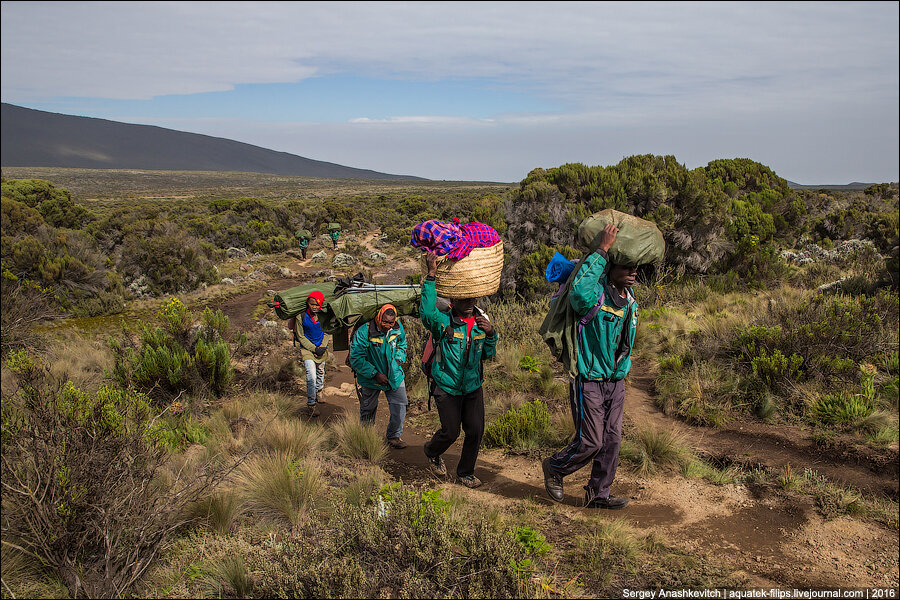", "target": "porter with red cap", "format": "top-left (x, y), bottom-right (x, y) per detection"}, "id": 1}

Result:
top-left (294, 291), bottom-right (331, 417)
